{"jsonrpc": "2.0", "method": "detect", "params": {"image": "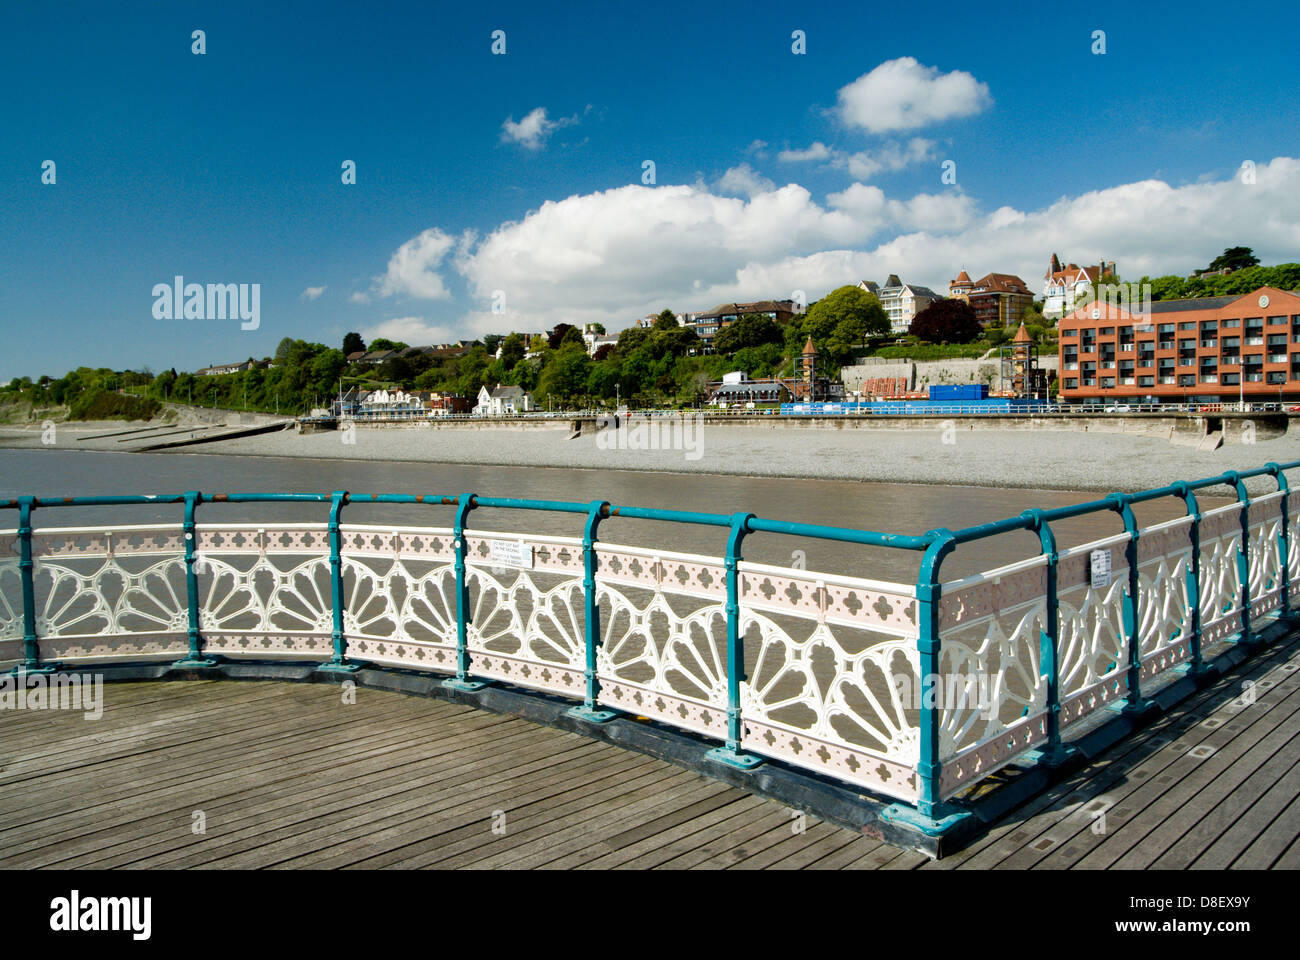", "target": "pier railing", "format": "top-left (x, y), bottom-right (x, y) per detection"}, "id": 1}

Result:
top-left (2, 460), bottom-right (1297, 832)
